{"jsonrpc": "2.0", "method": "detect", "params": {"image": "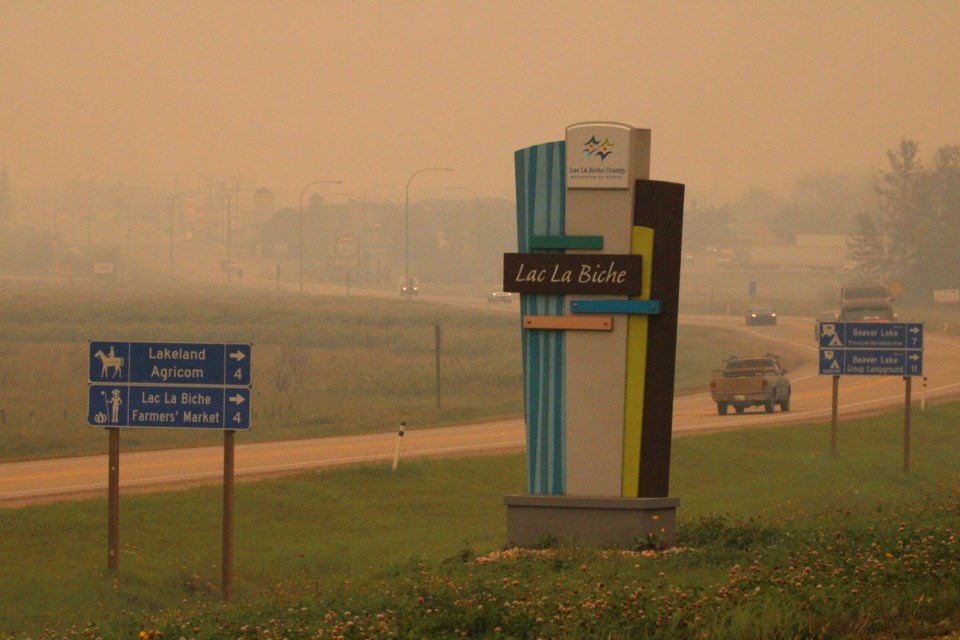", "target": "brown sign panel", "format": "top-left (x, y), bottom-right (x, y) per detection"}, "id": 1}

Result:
top-left (633, 179), bottom-right (685, 499)
top-left (503, 253), bottom-right (642, 295)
